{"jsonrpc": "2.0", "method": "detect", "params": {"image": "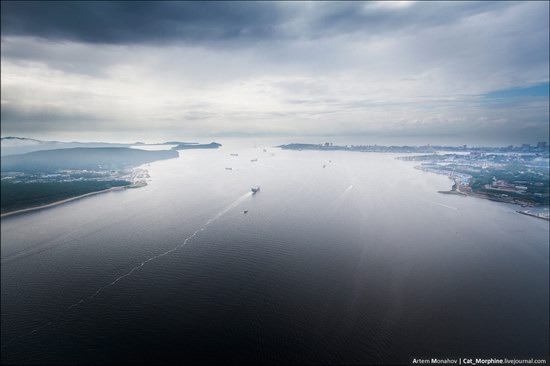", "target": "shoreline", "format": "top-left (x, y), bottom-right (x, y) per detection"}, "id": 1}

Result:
top-left (517, 210), bottom-right (550, 221)
top-left (417, 166), bottom-right (547, 210)
top-left (0, 186), bottom-right (128, 219)
top-left (438, 189), bottom-right (549, 208)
